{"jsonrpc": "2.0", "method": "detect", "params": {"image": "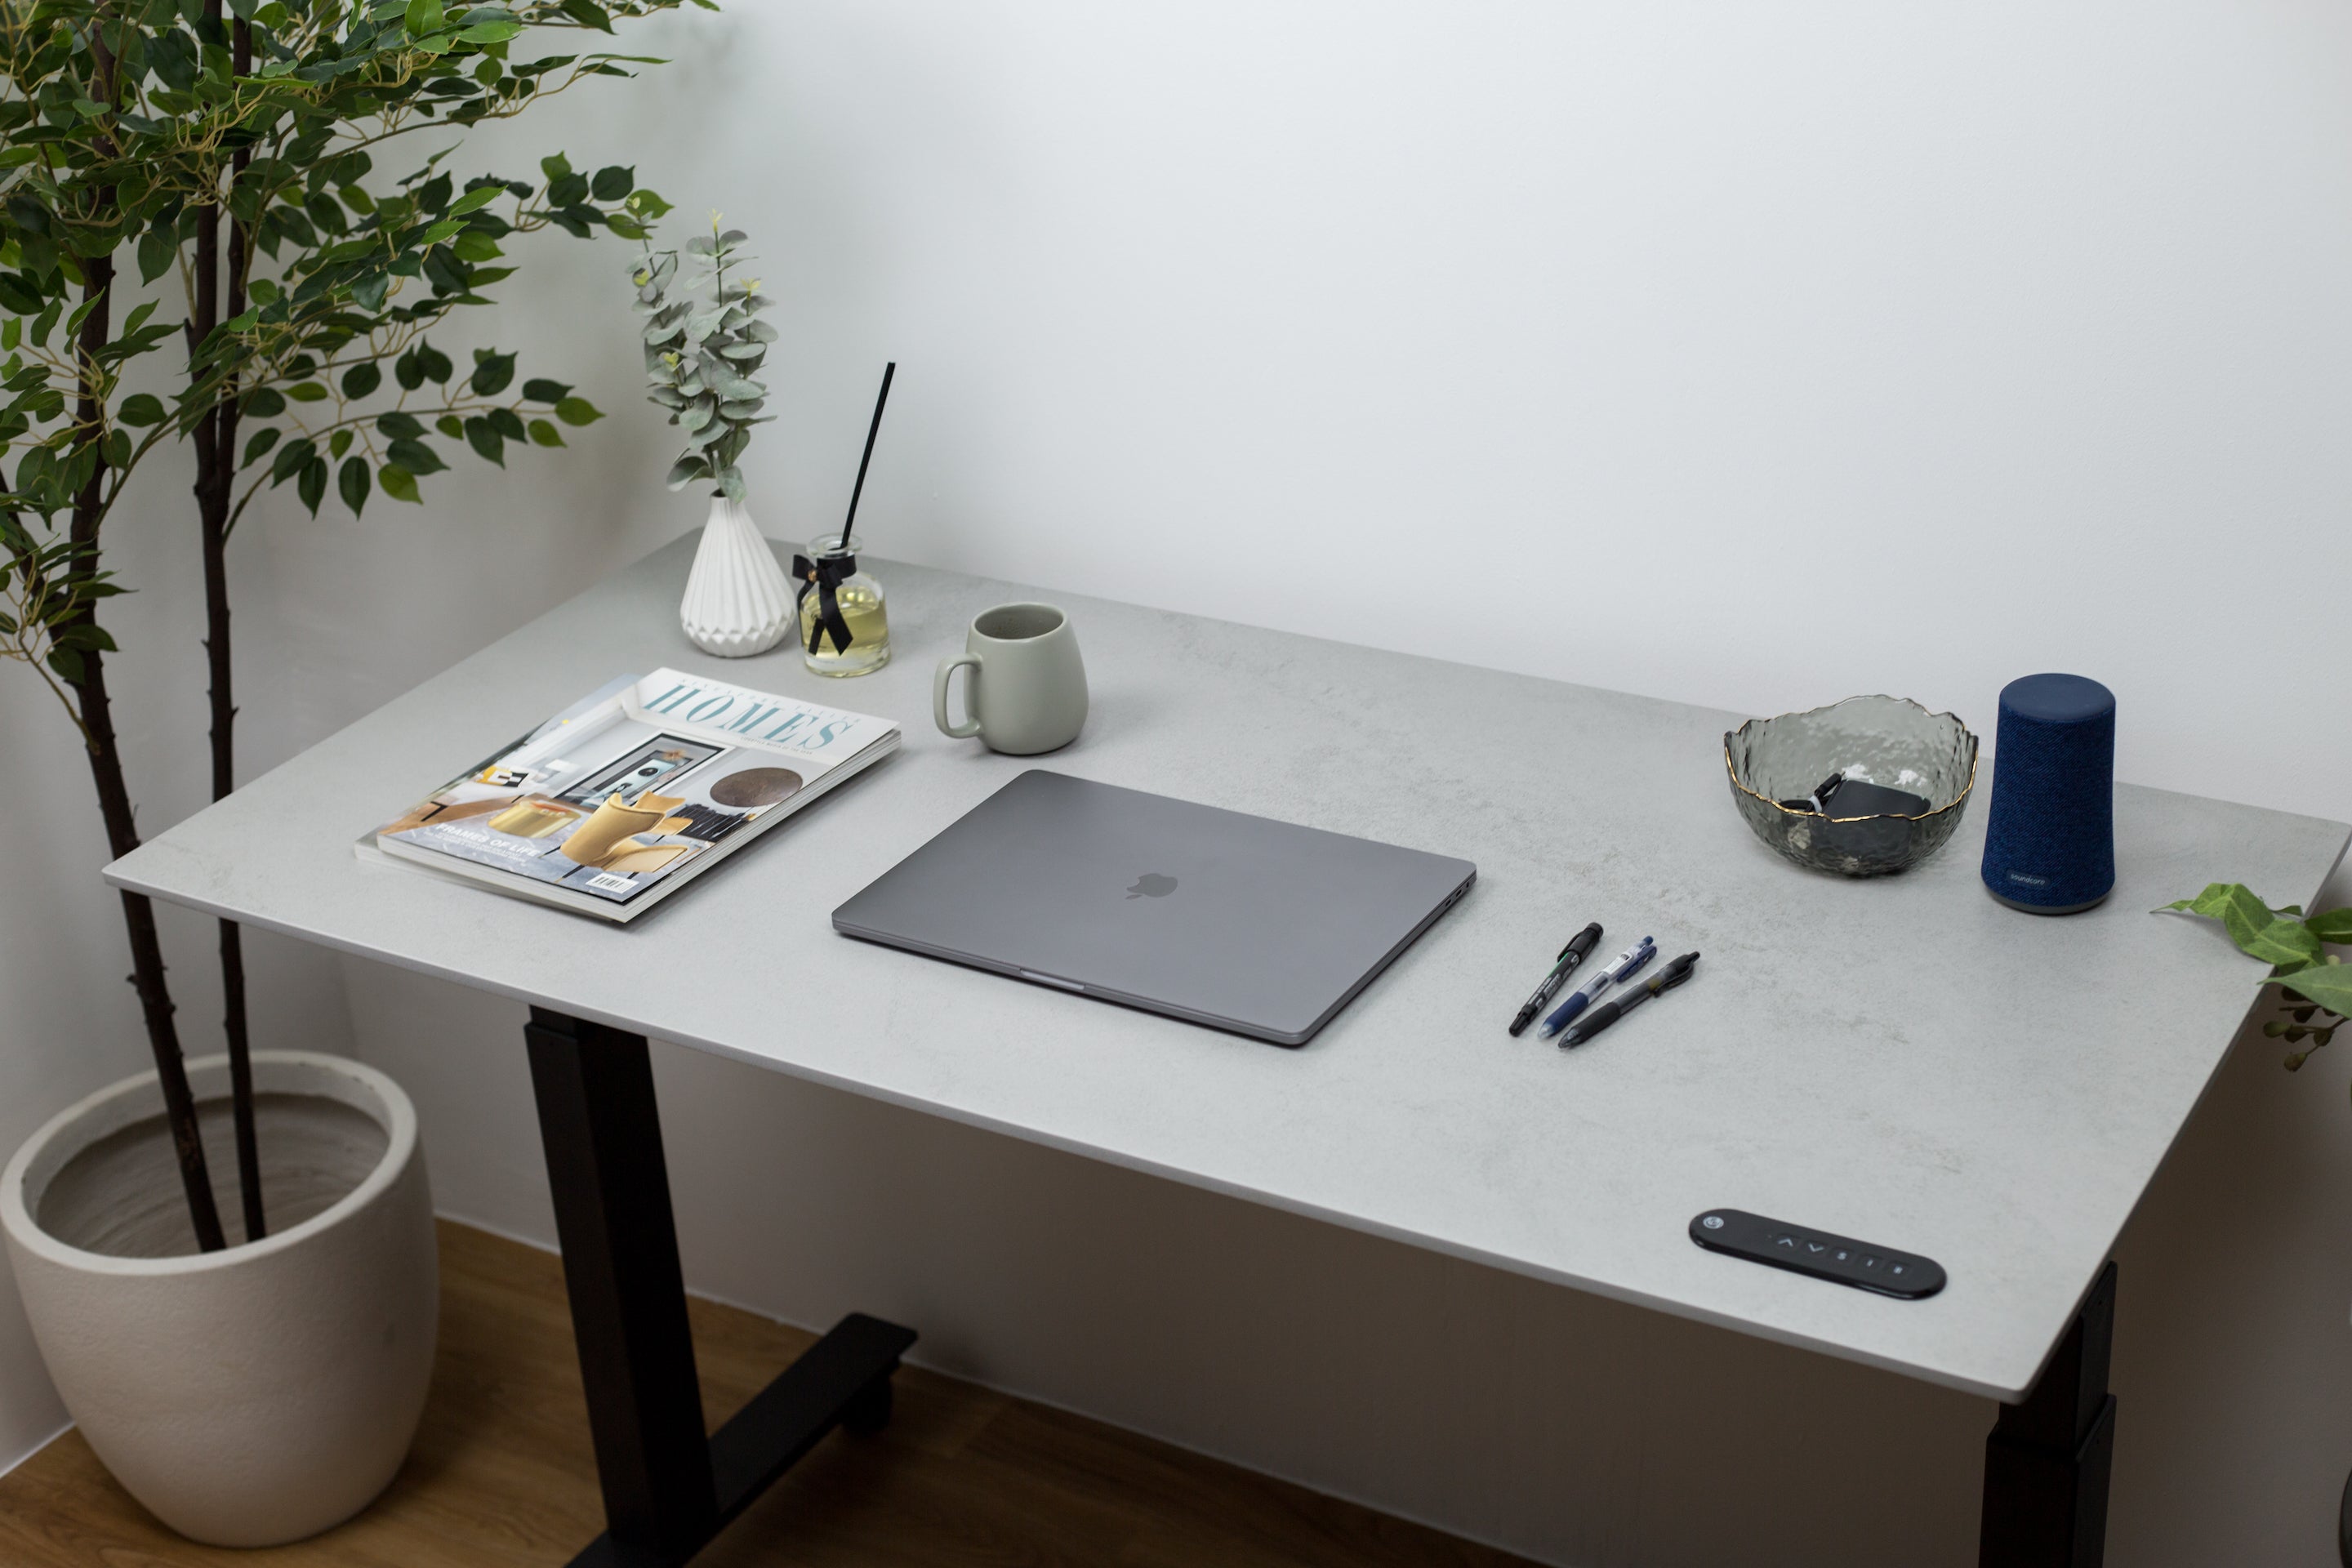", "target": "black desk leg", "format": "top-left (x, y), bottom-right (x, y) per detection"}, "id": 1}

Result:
top-left (1980, 1262), bottom-right (2117, 1567)
top-left (525, 1007), bottom-right (917, 1567)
